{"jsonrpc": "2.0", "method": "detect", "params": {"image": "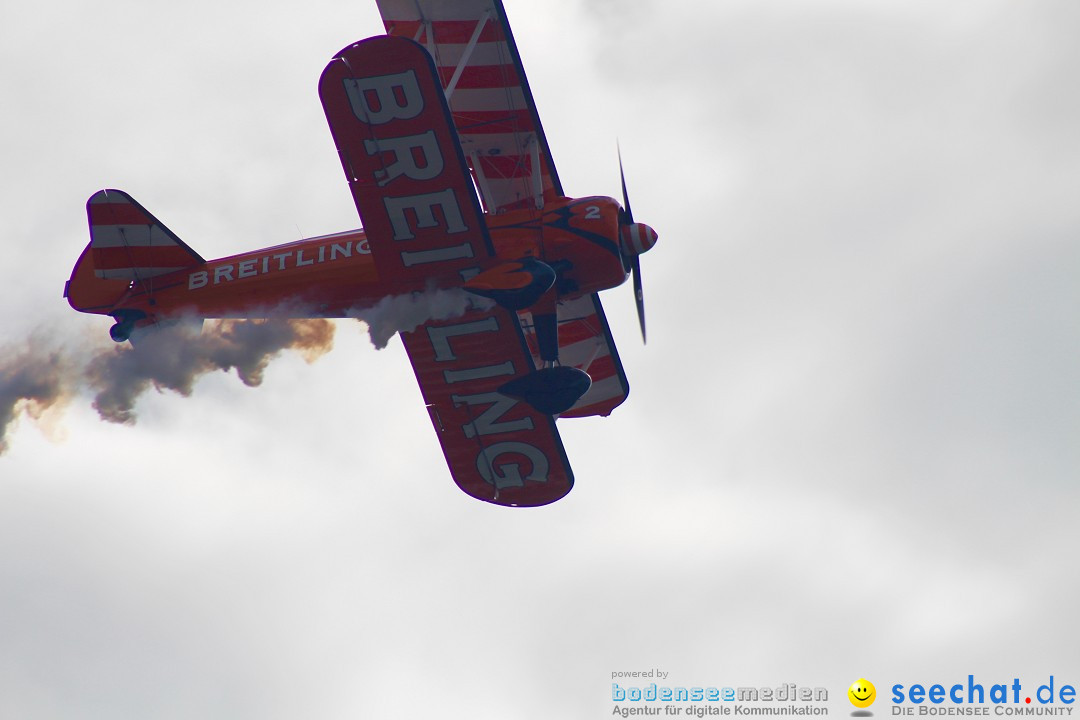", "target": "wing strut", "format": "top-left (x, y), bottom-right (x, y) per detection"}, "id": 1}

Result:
top-left (469, 149), bottom-right (499, 212)
top-left (530, 137), bottom-right (543, 209)
top-left (444, 10), bottom-right (491, 101)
